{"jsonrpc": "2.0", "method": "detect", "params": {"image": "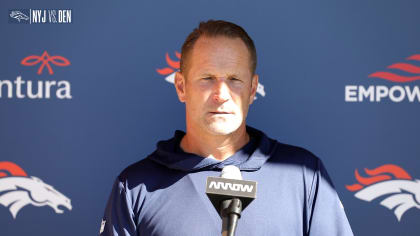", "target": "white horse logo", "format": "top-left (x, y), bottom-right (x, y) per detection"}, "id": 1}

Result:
top-left (9, 11), bottom-right (29, 22)
top-left (346, 164), bottom-right (420, 221)
top-left (0, 161), bottom-right (72, 218)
